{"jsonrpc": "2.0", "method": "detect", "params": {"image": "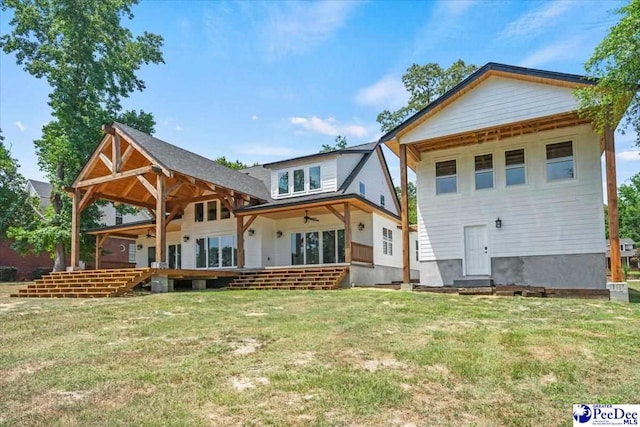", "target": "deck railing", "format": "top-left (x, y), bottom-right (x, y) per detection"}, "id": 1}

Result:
top-left (351, 242), bottom-right (373, 264)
